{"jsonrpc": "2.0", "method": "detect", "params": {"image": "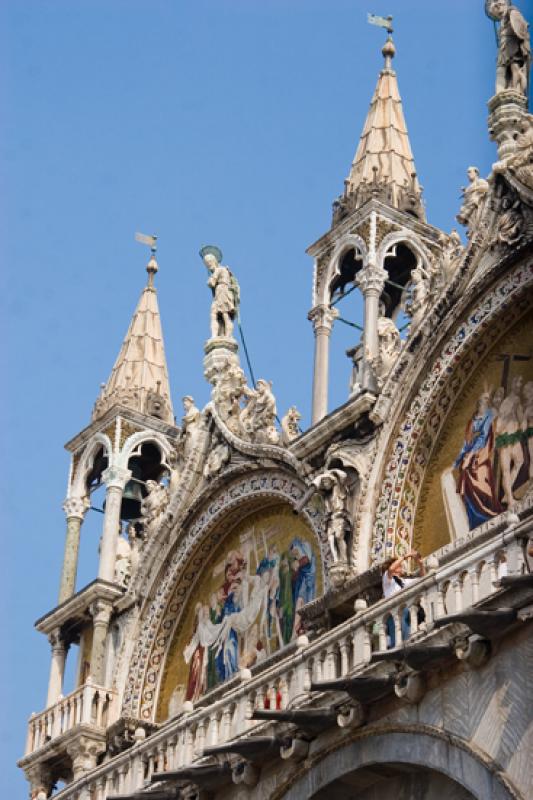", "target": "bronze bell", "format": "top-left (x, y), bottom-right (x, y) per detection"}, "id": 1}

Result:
top-left (103, 461), bottom-right (145, 521)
